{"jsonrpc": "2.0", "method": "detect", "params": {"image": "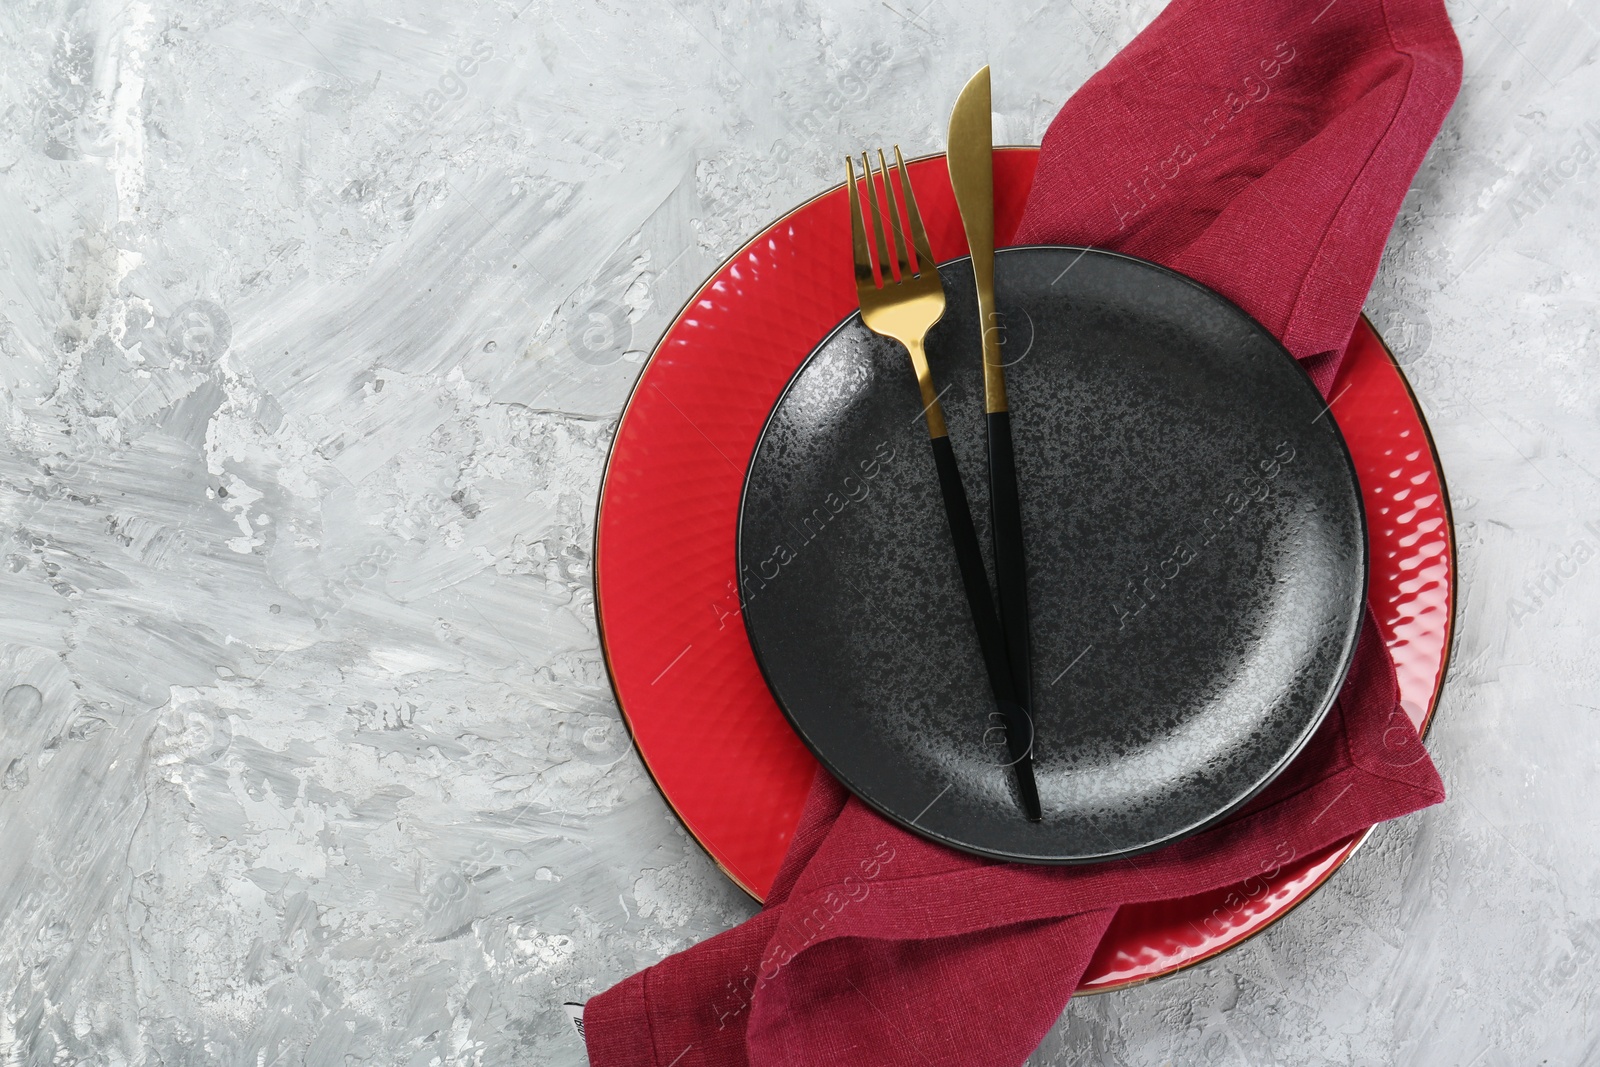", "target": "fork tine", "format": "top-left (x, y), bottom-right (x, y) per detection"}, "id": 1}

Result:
top-left (893, 146), bottom-right (934, 276)
top-left (861, 151), bottom-right (892, 285)
top-left (847, 155), bottom-right (876, 288)
top-left (879, 148), bottom-right (914, 283)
